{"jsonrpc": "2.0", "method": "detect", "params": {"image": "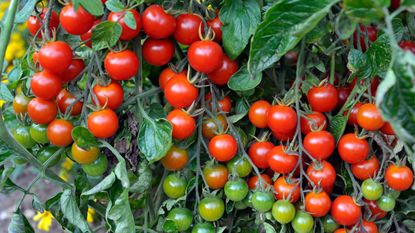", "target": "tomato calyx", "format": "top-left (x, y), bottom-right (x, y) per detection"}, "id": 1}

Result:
top-left (198, 23), bottom-right (216, 41)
